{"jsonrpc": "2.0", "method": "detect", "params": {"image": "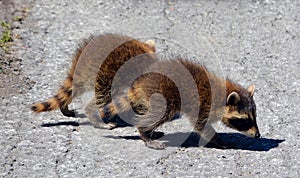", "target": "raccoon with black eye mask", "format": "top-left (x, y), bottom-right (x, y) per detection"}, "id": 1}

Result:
top-left (222, 83), bottom-right (260, 139)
